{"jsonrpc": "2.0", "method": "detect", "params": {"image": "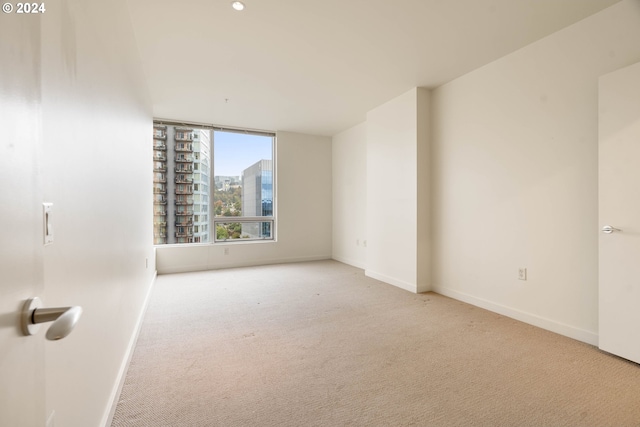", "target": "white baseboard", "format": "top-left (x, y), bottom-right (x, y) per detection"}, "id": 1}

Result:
top-left (157, 255), bottom-right (332, 275)
top-left (102, 271), bottom-right (157, 427)
top-left (432, 284), bottom-right (599, 346)
top-left (365, 269), bottom-right (418, 293)
top-left (331, 255), bottom-right (366, 270)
